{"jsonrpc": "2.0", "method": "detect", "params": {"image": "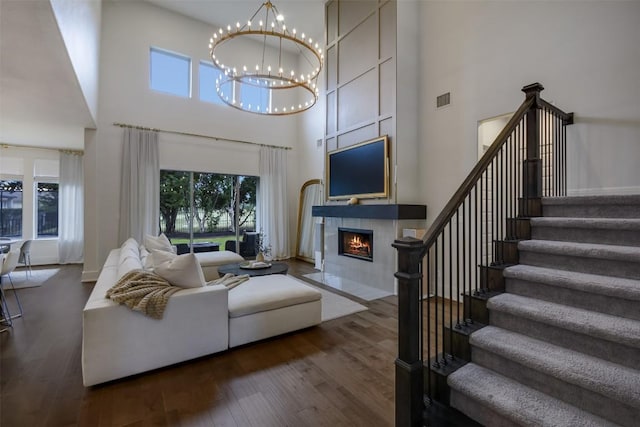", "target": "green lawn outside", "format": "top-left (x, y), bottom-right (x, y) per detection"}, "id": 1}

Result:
top-left (169, 235), bottom-right (237, 246)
